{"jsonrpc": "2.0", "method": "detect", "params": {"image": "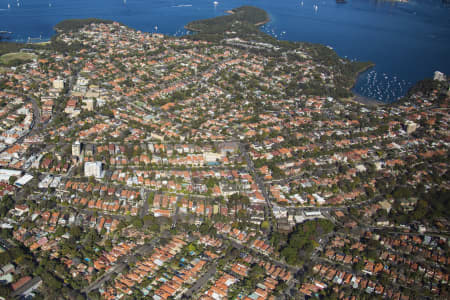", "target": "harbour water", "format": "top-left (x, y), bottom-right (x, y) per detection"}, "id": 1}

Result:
top-left (1, 0), bottom-right (449, 102)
